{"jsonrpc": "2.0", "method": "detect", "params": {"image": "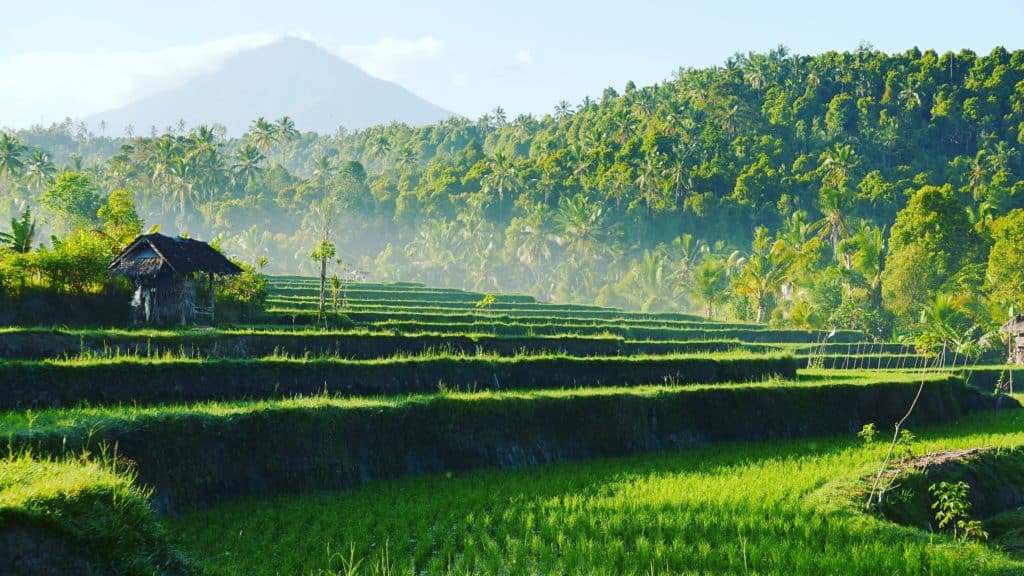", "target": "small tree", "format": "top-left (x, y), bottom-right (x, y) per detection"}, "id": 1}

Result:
top-left (40, 171), bottom-right (103, 236)
top-left (311, 239), bottom-right (336, 323)
top-left (97, 189), bottom-right (144, 245)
